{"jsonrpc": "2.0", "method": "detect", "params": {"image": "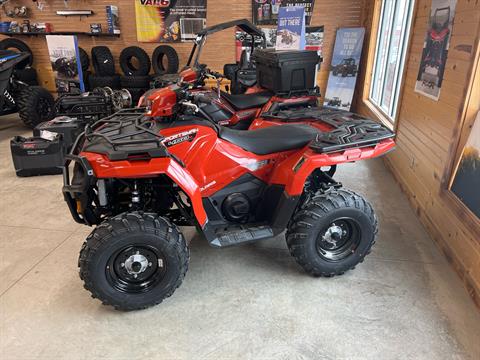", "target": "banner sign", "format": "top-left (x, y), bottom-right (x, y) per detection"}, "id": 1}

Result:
top-left (305, 25), bottom-right (324, 56)
top-left (135, 0), bottom-right (207, 43)
top-left (257, 25), bottom-right (323, 55)
top-left (414, 0), bottom-right (456, 100)
top-left (46, 35), bottom-right (84, 94)
top-left (451, 111), bottom-right (480, 219)
top-left (253, 0), bottom-right (315, 26)
top-left (324, 27), bottom-right (365, 111)
top-left (275, 6), bottom-right (306, 50)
